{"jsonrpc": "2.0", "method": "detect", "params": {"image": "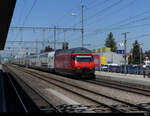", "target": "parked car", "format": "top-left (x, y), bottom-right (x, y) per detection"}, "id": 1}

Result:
top-left (100, 65), bottom-right (108, 72)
